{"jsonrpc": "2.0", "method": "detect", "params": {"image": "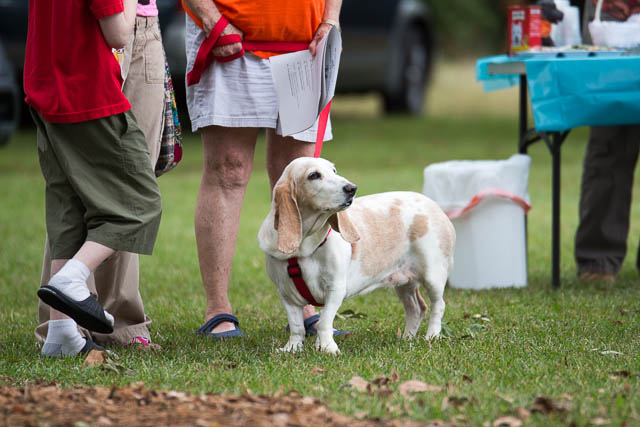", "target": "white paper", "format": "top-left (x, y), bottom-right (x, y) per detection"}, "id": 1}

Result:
top-left (269, 26), bottom-right (342, 136)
